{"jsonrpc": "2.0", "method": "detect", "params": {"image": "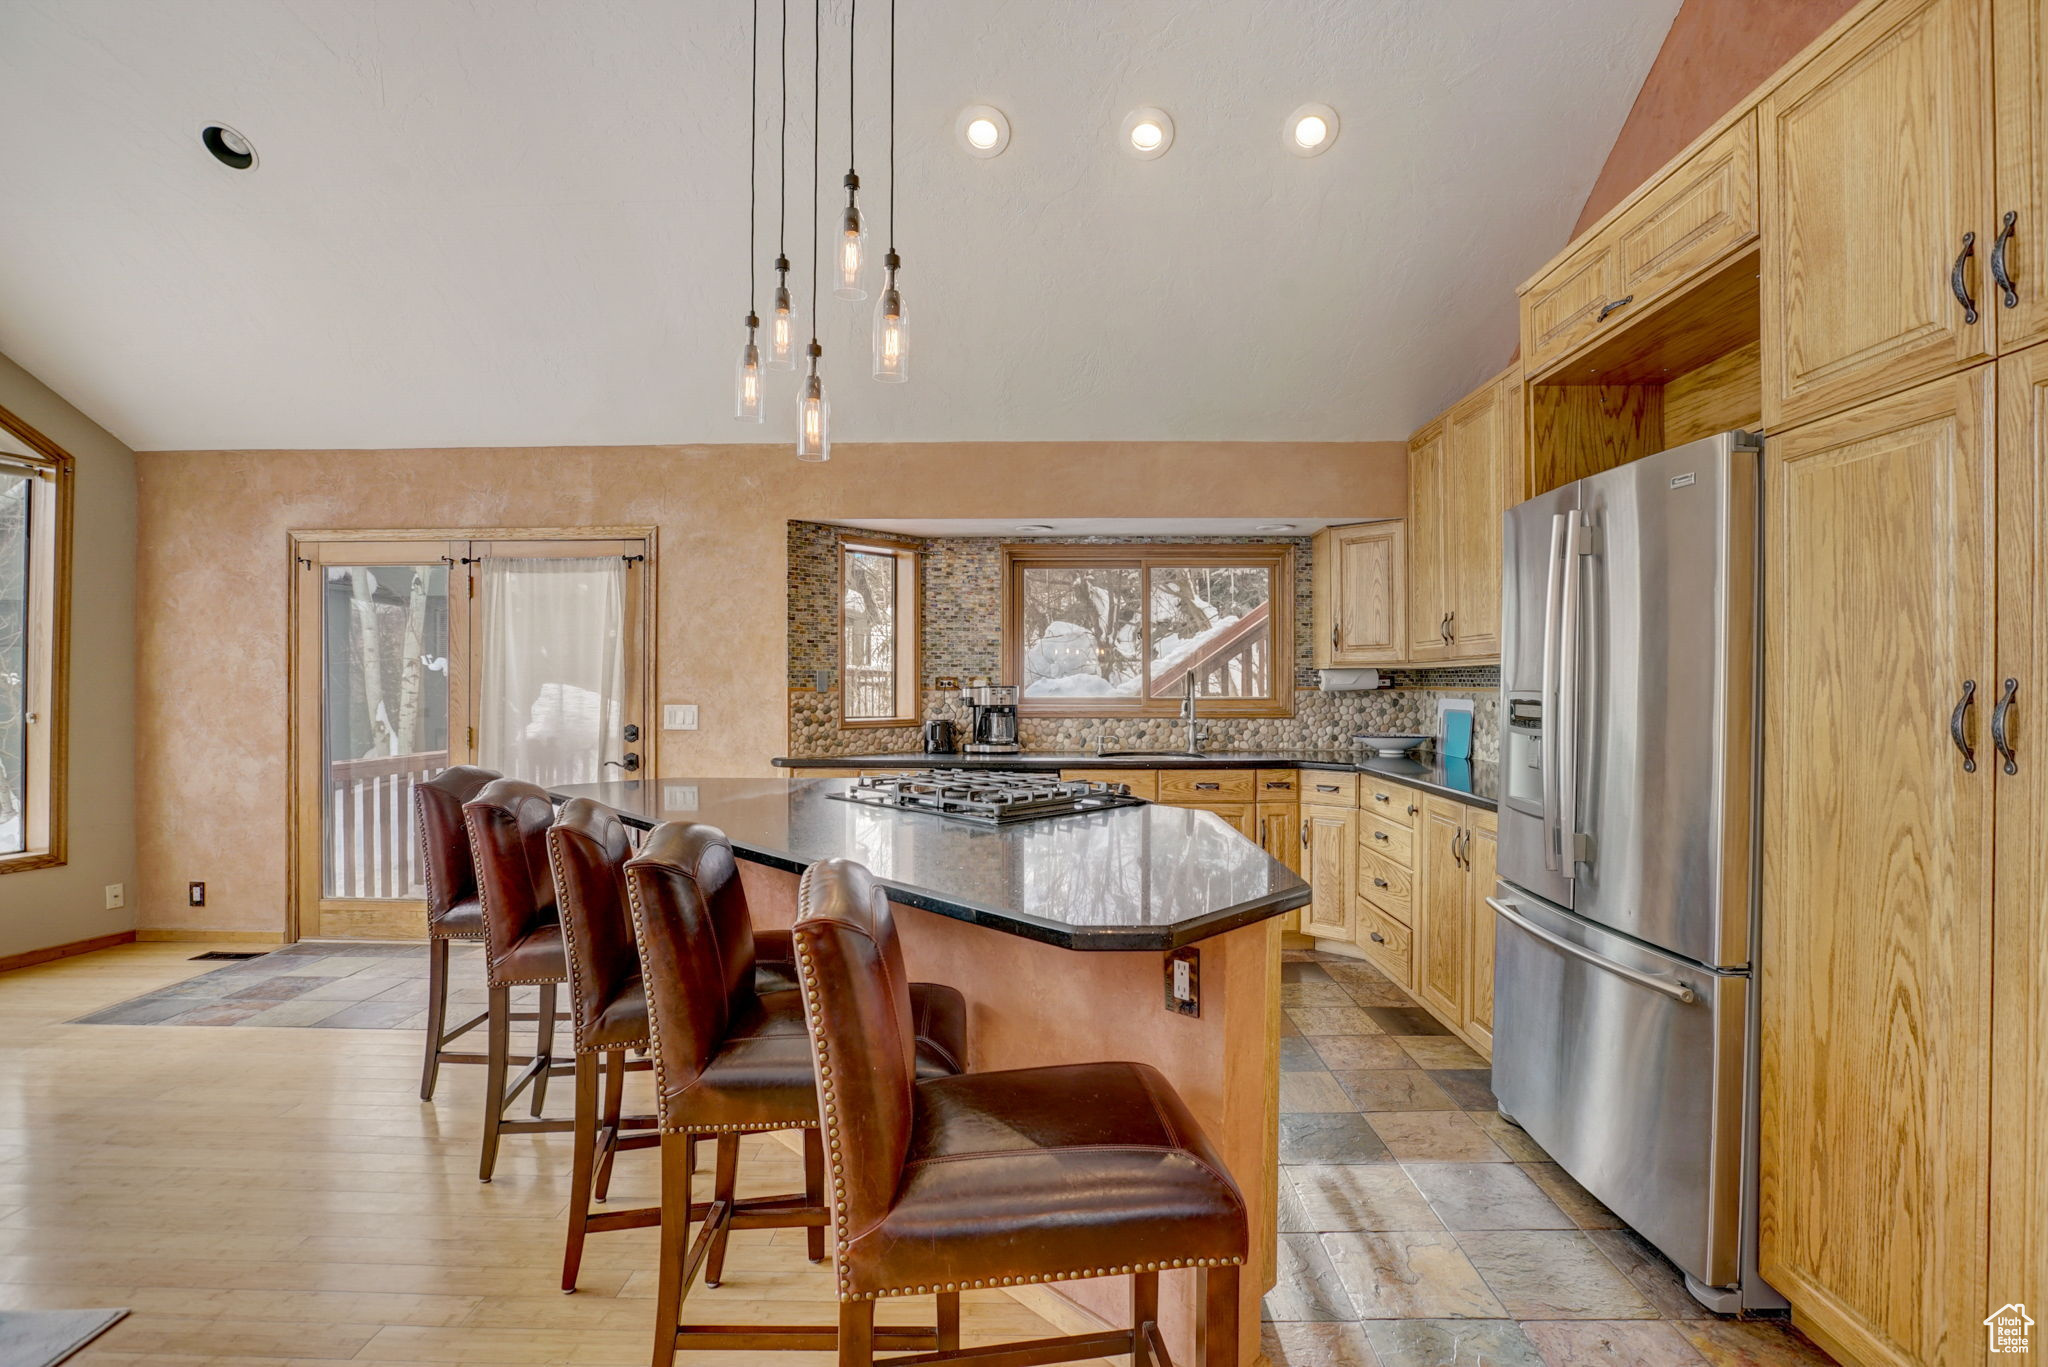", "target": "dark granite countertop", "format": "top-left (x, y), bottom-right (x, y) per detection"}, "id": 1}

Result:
top-left (549, 777), bottom-right (1309, 952)
top-left (771, 750), bottom-right (1499, 809)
